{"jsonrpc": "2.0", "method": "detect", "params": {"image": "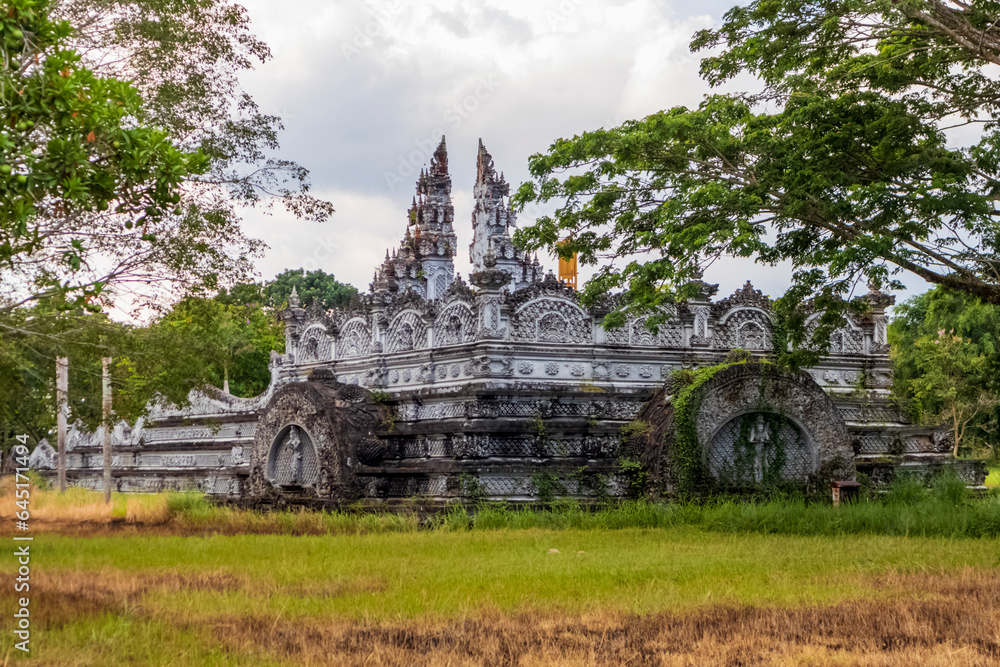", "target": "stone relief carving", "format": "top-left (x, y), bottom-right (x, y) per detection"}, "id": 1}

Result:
top-left (630, 311), bottom-right (682, 347)
top-left (418, 364), bottom-right (433, 383)
top-left (545, 362), bottom-right (560, 376)
top-left (386, 310), bottom-right (428, 353)
top-left (804, 317), bottom-right (864, 355)
top-left (435, 303), bottom-right (476, 346)
top-left (512, 297), bottom-right (591, 345)
top-left (711, 281), bottom-right (772, 315)
top-left (871, 315), bottom-right (890, 354)
top-left (28, 440), bottom-right (56, 470)
top-left (478, 297), bottom-right (505, 339)
top-left (267, 425), bottom-right (318, 487)
top-left (298, 325), bottom-right (332, 364)
top-left (690, 306), bottom-right (711, 346)
top-left (338, 318), bottom-right (372, 359)
top-left (714, 309), bottom-right (772, 350)
top-left (606, 325), bottom-right (630, 346)
top-left (472, 355), bottom-right (514, 378)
